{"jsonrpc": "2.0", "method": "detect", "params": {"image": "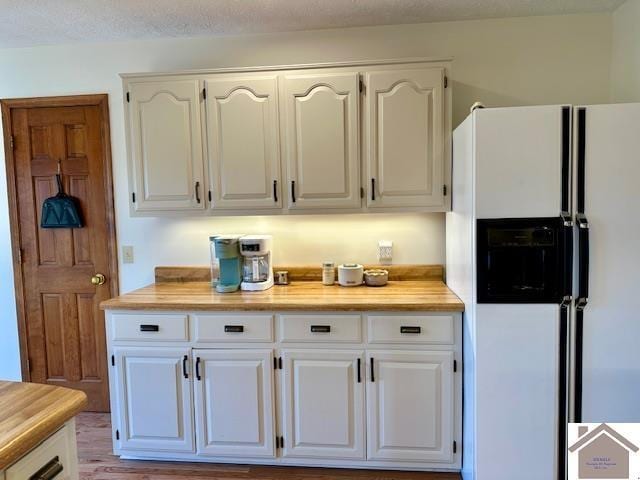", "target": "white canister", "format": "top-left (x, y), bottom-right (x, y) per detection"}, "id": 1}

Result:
top-left (338, 264), bottom-right (364, 287)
